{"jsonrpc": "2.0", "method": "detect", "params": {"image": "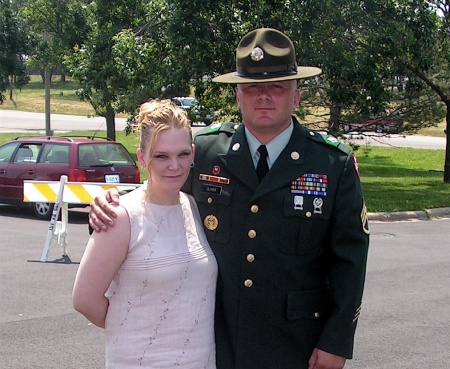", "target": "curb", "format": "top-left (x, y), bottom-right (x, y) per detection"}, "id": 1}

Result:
top-left (368, 207), bottom-right (450, 222)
